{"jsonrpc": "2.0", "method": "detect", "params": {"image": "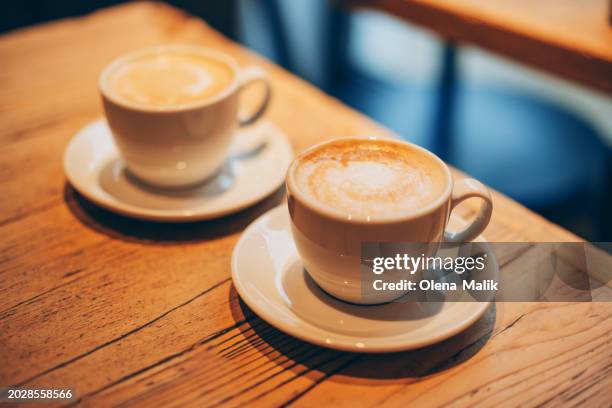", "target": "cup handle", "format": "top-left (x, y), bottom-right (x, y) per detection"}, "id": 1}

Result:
top-left (237, 66), bottom-right (271, 127)
top-left (444, 178), bottom-right (493, 243)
